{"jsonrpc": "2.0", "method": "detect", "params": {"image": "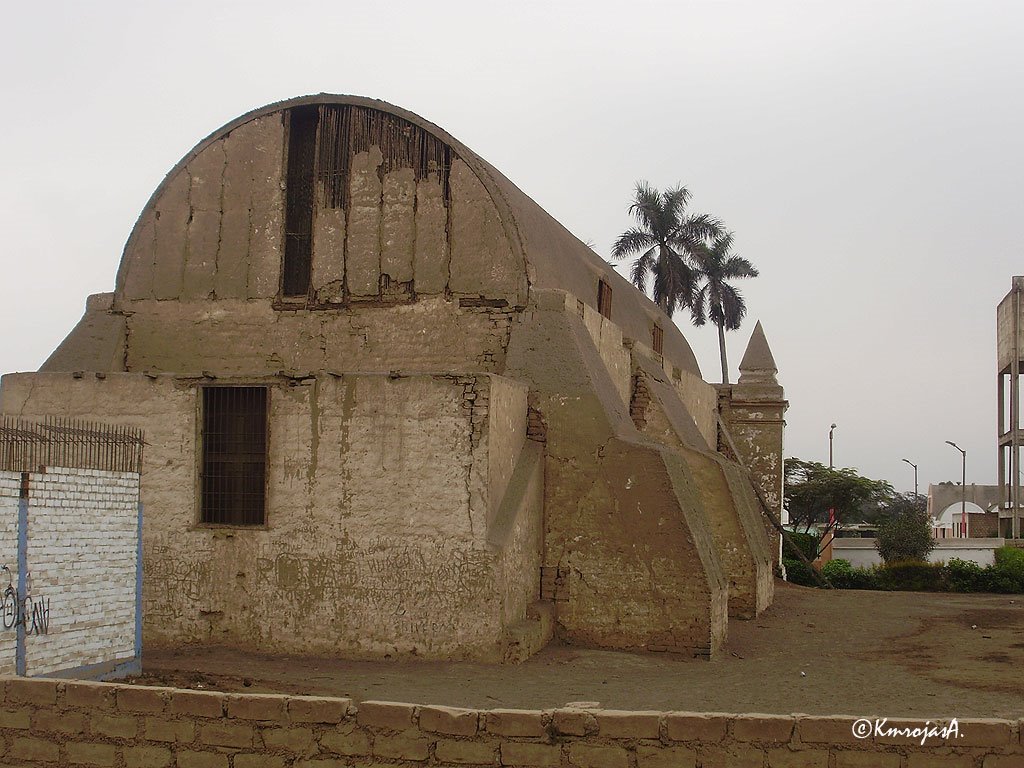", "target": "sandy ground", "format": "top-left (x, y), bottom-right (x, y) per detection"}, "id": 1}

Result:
top-left (135, 581), bottom-right (1024, 719)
